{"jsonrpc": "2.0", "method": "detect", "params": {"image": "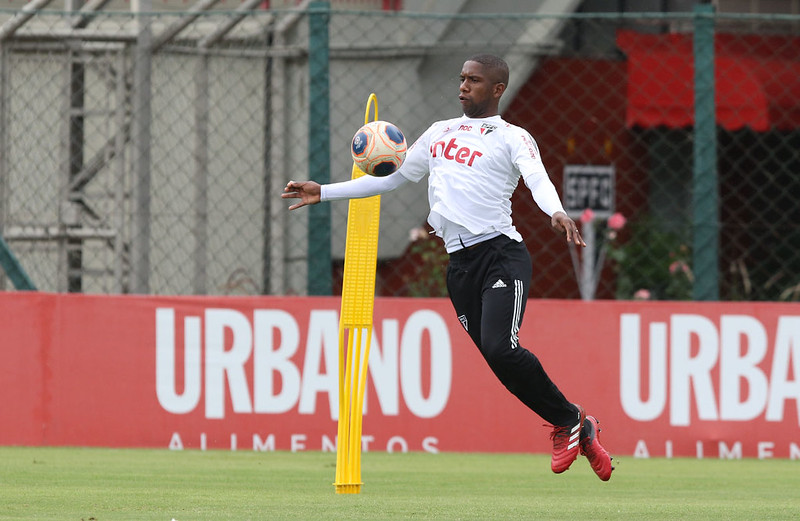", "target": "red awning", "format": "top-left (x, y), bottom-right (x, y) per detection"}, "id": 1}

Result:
top-left (617, 30), bottom-right (800, 132)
